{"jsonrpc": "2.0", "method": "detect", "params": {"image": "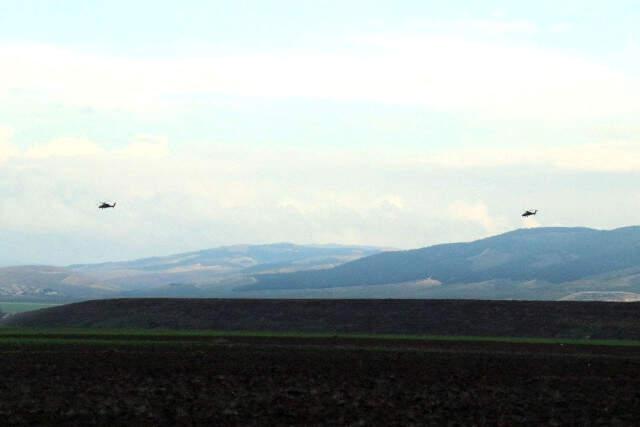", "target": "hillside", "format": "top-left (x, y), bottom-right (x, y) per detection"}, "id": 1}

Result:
top-left (5, 227), bottom-right (640, 301)
top-left (6, 298), bottom-right (640, 340)
top-left (0, 266), bottom-right (114, 301)
top-left (238, 227), bottom-right (640, 300)
top-left (0, 244), bottom-right (380, 300)
top-left (71, 243), bottom-right (380, 293)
